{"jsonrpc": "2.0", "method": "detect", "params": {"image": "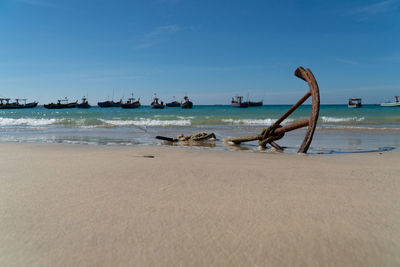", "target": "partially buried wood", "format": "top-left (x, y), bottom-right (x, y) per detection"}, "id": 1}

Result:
top-left (156, 132), bottom-right (216, 143)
